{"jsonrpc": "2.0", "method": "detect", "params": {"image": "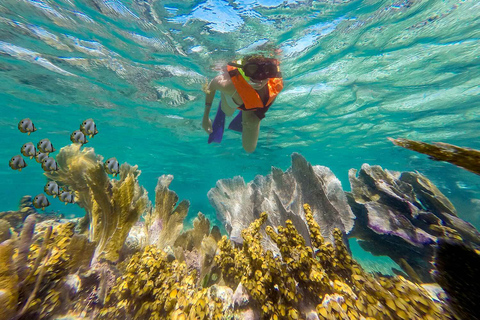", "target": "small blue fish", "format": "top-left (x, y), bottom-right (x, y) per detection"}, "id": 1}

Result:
top-left (21, 142), bottom-right (37, 159)
top-left (59, 191), bottom-right (75, 205)
top-left (41, 157), bottom-right (58, 173)
top-left (35, 152), bottom-right (48, 163)
top-left (37, 138), bottom-right (55, 155)
top-left (33, 193), bottom-right (50, 210)
top-left (9, 155), bottom-right (27, 171)
top-left (80, 119), bottom-right (98, 138)
top-left (18, 118), bottom-right (36, 135)
top-left (70, 130), bottom-right (88, 145)
top-left (44, 181), bottom-right (60, 198)
top-left (104, 157), bottom-right (119, 177)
